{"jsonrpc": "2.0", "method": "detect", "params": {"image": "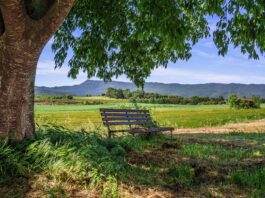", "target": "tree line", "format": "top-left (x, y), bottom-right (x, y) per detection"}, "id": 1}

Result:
top-left (104, 88), bottom-right (226, 105)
